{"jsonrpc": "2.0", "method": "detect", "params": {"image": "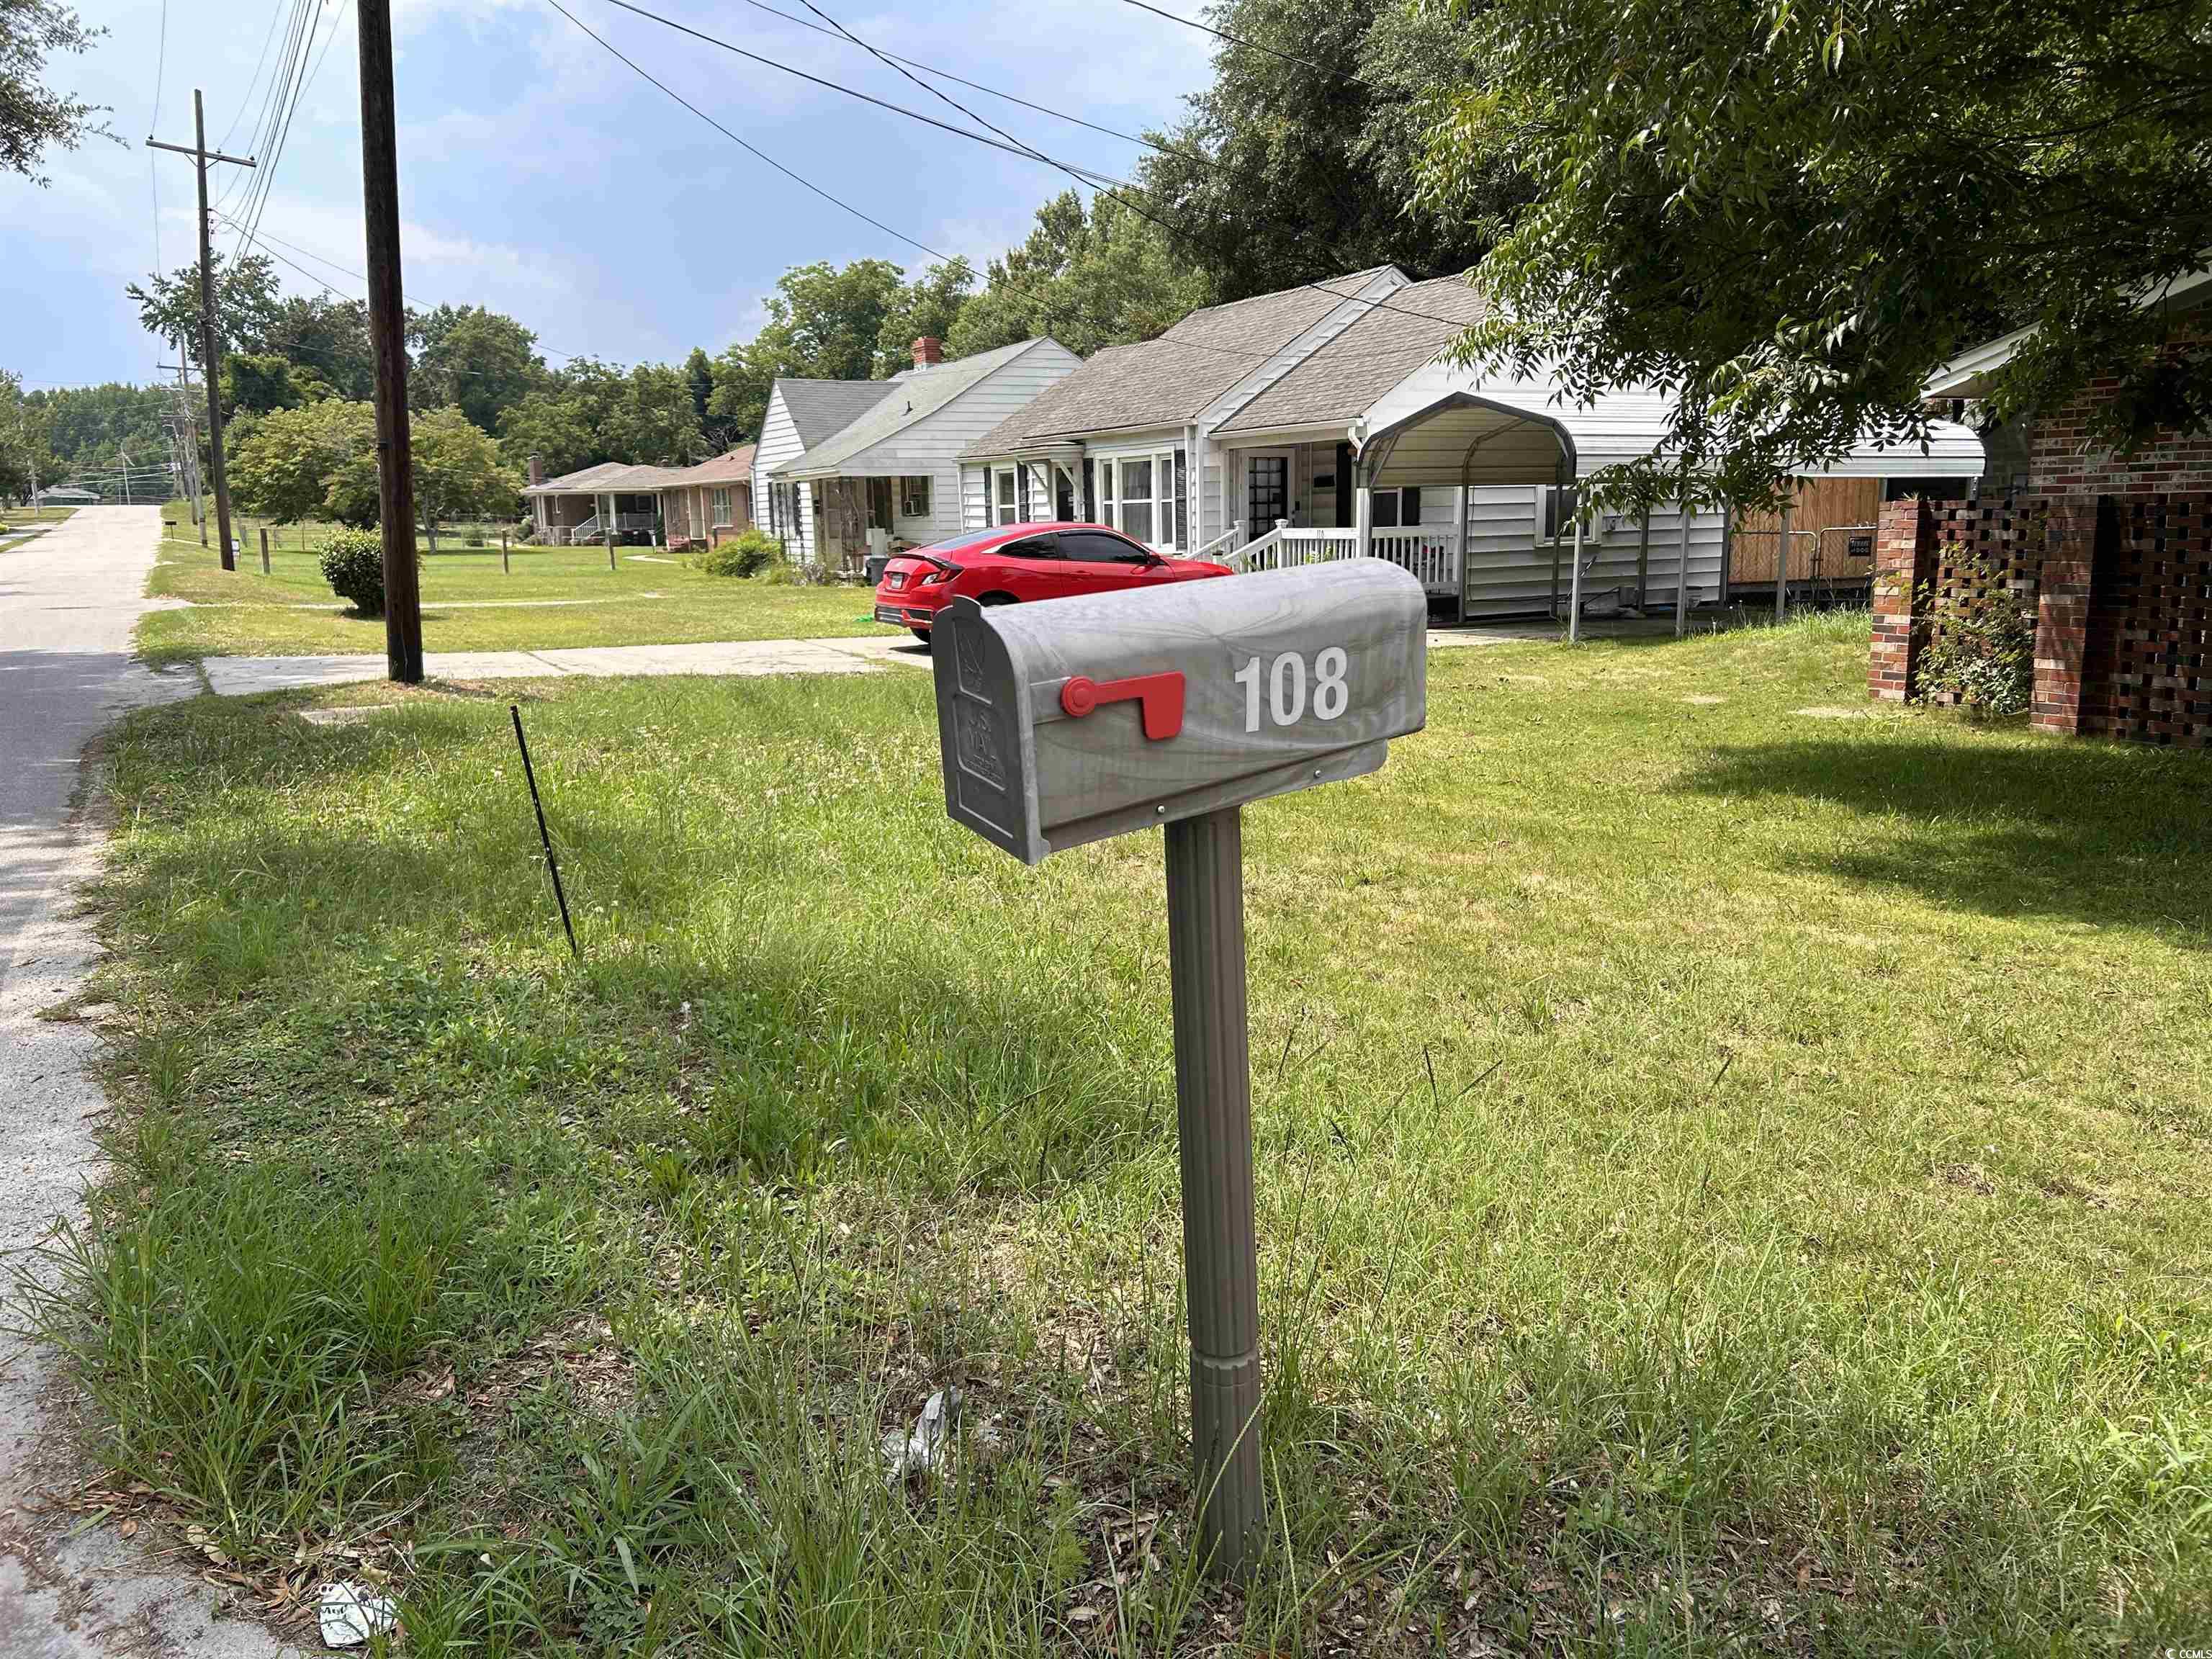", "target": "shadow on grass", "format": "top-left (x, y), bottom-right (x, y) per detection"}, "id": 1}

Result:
top-left (1682, 735), bottom-right (2212, 935)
